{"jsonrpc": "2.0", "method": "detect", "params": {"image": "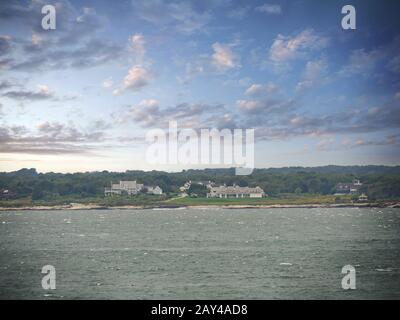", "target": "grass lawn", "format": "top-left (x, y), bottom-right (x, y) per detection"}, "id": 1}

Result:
top-left (1, 194), bottom-right (375, 208)
top-left (167, 194), bottom-right (354, 206)
top-left (0, 194), bottom-right (167, 208)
